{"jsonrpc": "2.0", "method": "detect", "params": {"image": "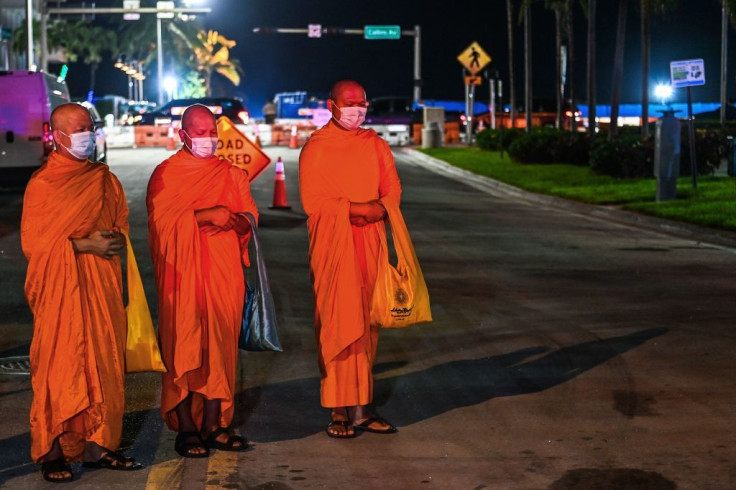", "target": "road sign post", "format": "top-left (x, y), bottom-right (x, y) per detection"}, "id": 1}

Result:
top-left (457, 42), bottom-right (491, 146)
top-left (670, 59), bottom-right (705, 188)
